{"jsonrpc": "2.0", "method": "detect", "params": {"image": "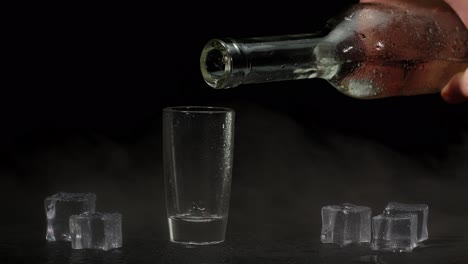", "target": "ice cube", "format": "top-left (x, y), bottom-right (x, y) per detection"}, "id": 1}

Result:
top-left (321, 203), bottom-right (372, 246)
top-left (45, 192), bottom-right (96, 241)
top-left (69, 212), bottom-right (122, 251)
top-left (384, 202), bottom-right (428, 242)
top-left (371, 213), bottom-right (418, 252)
